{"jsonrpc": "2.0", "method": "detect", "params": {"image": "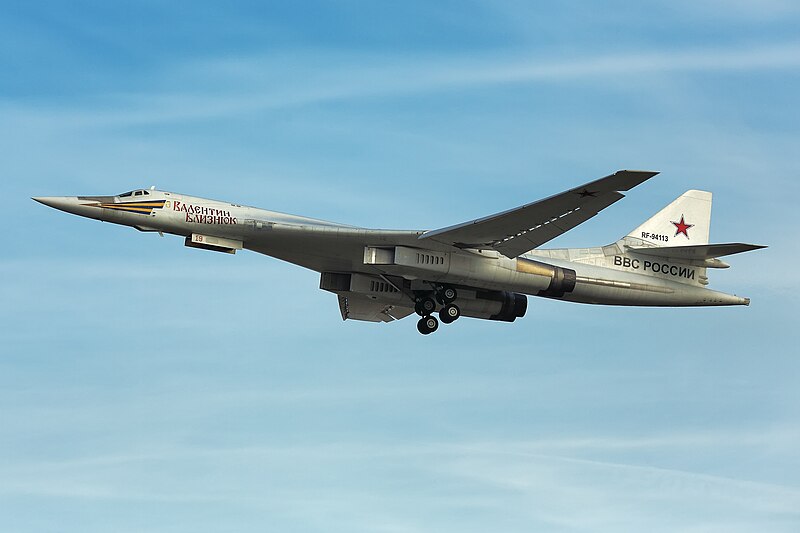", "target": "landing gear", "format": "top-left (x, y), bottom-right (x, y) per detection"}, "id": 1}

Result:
top-left (414, 296), bottom-right (437, 316)
top-left (413, 286), bottom-right (460, 334)
top-left (441, 286), bottom-right (457, 304)
top-left (434, 286), bottom-right (458, 305)
top-left (439, 303), bottom-right (461, 324)
top-left (417, 315), bottom-right (439, 335)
